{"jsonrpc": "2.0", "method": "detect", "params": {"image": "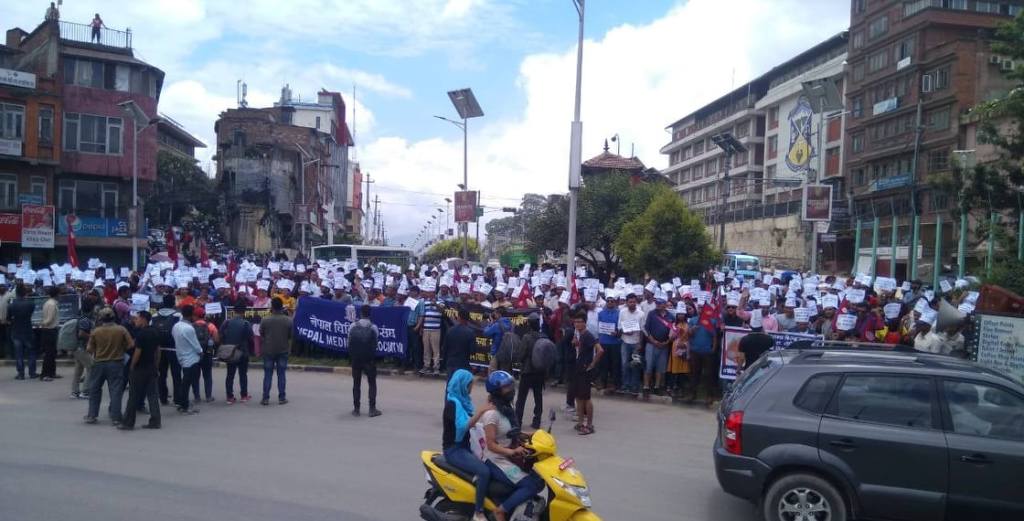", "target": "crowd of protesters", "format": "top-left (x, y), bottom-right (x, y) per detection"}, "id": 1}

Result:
top-left (0, 252), bottom-right (980, 434)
